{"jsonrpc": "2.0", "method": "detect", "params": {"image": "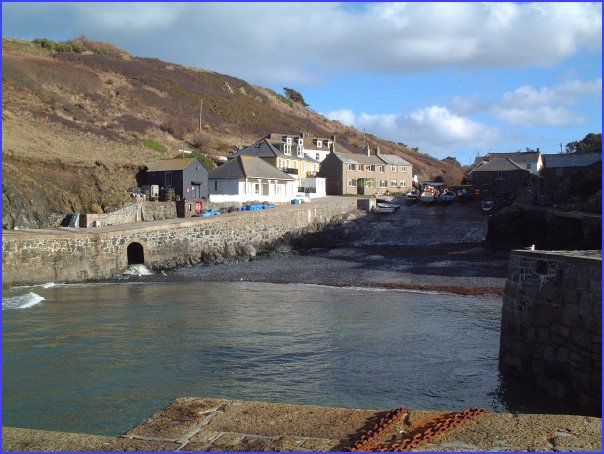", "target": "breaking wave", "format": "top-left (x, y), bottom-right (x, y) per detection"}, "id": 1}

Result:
top-left (3, 292), bottom-right (45, 310)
